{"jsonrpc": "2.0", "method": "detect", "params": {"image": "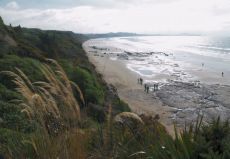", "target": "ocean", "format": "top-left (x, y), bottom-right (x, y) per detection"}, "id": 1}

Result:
top-left (85, 36), bottom-right (230, 85)
top-left (84, 35), bottom-right (230, 124)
